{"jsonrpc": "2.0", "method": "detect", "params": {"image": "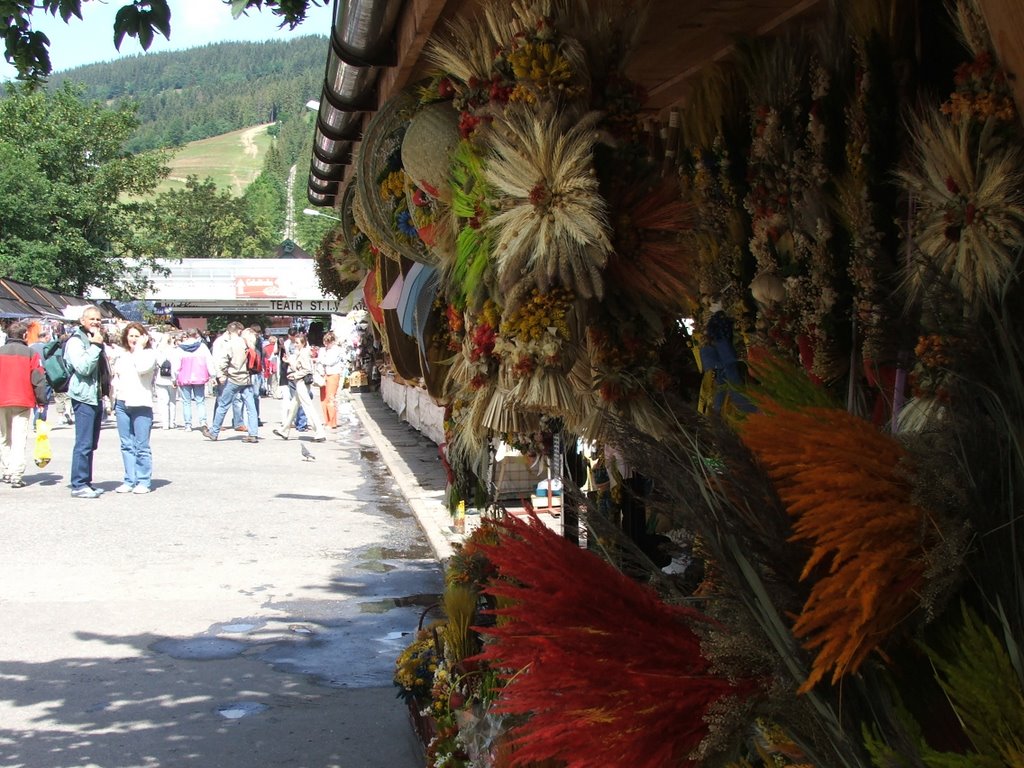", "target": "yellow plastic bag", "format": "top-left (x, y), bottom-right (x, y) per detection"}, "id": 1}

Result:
top-left (33, 420), bottom-right (52, 468)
